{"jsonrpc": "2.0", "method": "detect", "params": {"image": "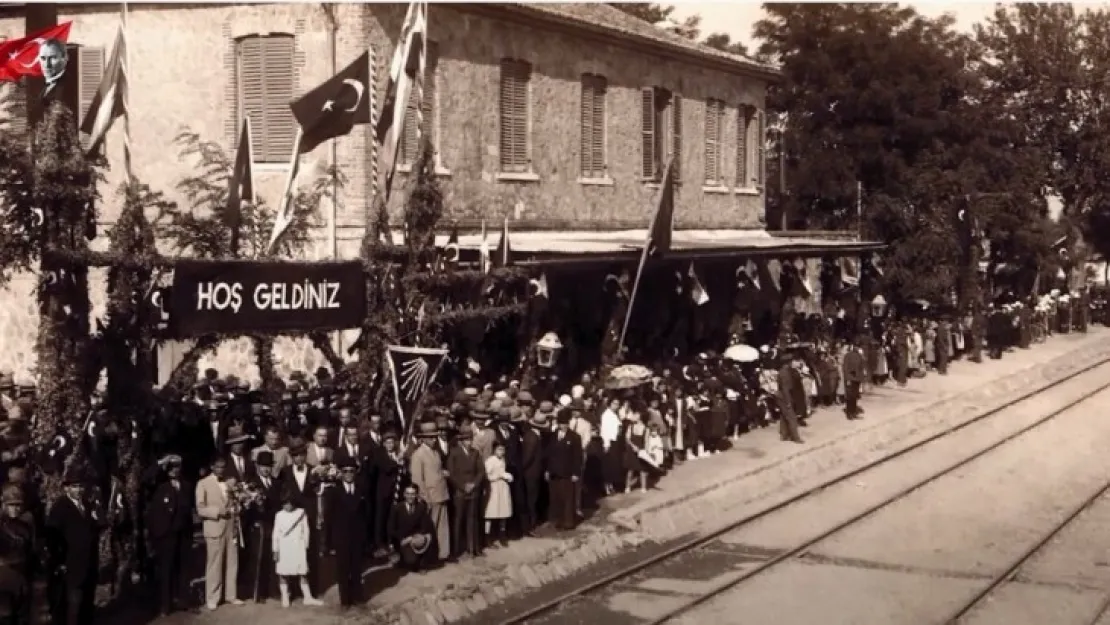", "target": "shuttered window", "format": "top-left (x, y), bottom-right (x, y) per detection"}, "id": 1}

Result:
top-left (641, 86), bottom-right (682, 182)
top-left (580, 73), bottom-right (606, 179)
top-left (737, 105), bottom-right (752, 186)
top-left (756, 108), bottom-right (766, 189)
top-left (236, 34), bottom-right (296, 163)
top-left (704, 98), bottom-right (724, 185)
top-left (400, 41), bottom-right (439, 167)
top-left (75, 45), bottom-right (105, 151)
top-left (3, 81), bottom-right (27, 139)
top-left (499, 58), bottom-right (530, 173)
